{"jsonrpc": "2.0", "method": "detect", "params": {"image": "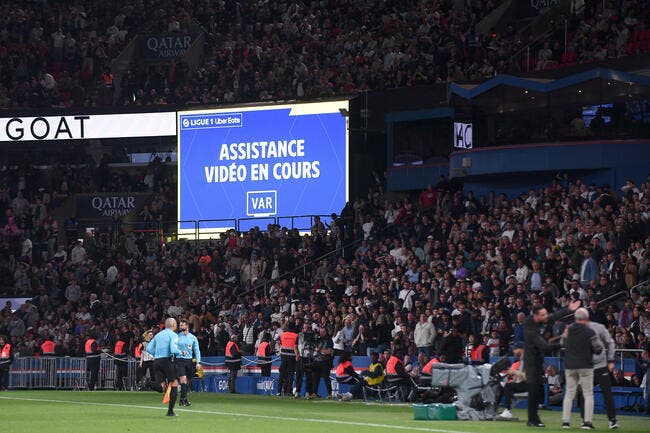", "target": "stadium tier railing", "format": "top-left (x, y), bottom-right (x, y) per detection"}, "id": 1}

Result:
top-left (78, 214), bottom-right (342, 247)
